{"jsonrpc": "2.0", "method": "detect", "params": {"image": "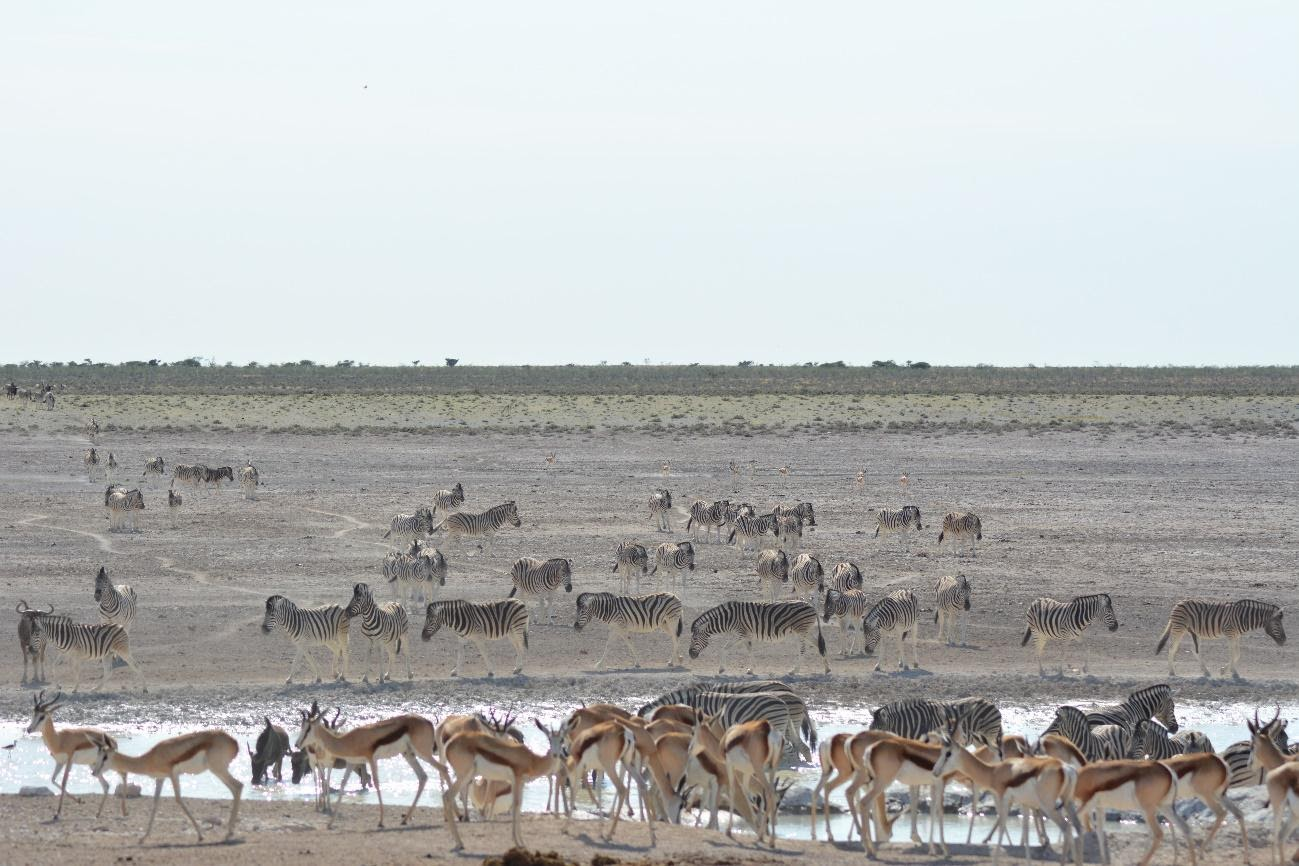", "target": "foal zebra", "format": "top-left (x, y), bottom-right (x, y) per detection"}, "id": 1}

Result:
top-left (648, 542), bottom-right (694, 599)
top-left (688, 600), bottom-right (829, 675)
top-left (933, 575), bottom-right (972, 646)
top-left (685, 500), bottom-right (728, 543)
top-left (862, 589), bottom-right (919, 671)
top-left (649, 489), bottom-right (673, 533)
top-left (383, 507), bottom-right (435, 549)
top-left (1022, 593), bottom-right (1119, 676)
top-left (93, 567), bottom-right (136, 632)
top-left (755, 549), bottom-right (789, 602)
top-left (433, 501), bottom-right (522, 556)
top-left (105, 453), bottom-right (118, 483)
top-left (84, 448), bottom-right (100, 482)
top-left (727, 512), bottom-right (777, 555)
top-left (167, 486), bottom-right (182, 527)
top-left (507, 557), bottom-right (573, 623)
top-left (238, 461), bottom-right (259, 500)
top-left (788, 553), bottom-right (824, 600)
top-left (104, 486), bottom-right (144, 532)
top-left (821, 589), bottom-right (871, 656)
top-left (1155, 598), bottom-right (1286, 679)
top-left (573, 591), bottom-right (683, 669)
top-left (937, 511), bottom-right (982, 557)
top-left (612, 541), bottom-right (649, 594)
top-left (261, 595), bottom-right (351, 684)
top-left (430, 482), bottom-right (465, 518)
top-left (141, 456), bottom-right (165, 484)
top-left (874, 506), bottom-right (923, 548)
top-left (421, 598), bottom-right (529, 677)
top-left (29, 617), bottom-right (146, 693)
top-left (344, 582), bottom-right (411, 683)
